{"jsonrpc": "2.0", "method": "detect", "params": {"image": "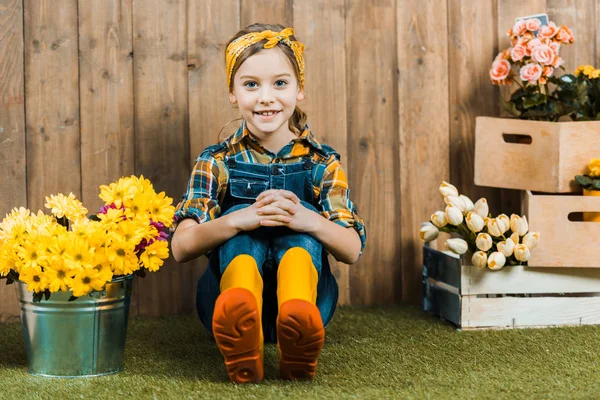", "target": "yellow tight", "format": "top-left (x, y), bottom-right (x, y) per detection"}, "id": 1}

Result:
top-left (220, 254), bottom-right (263, 312)
top-left (277, 247), bottom-right (318, 308)
top-left (276, 247), bottom-right (324, 381)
